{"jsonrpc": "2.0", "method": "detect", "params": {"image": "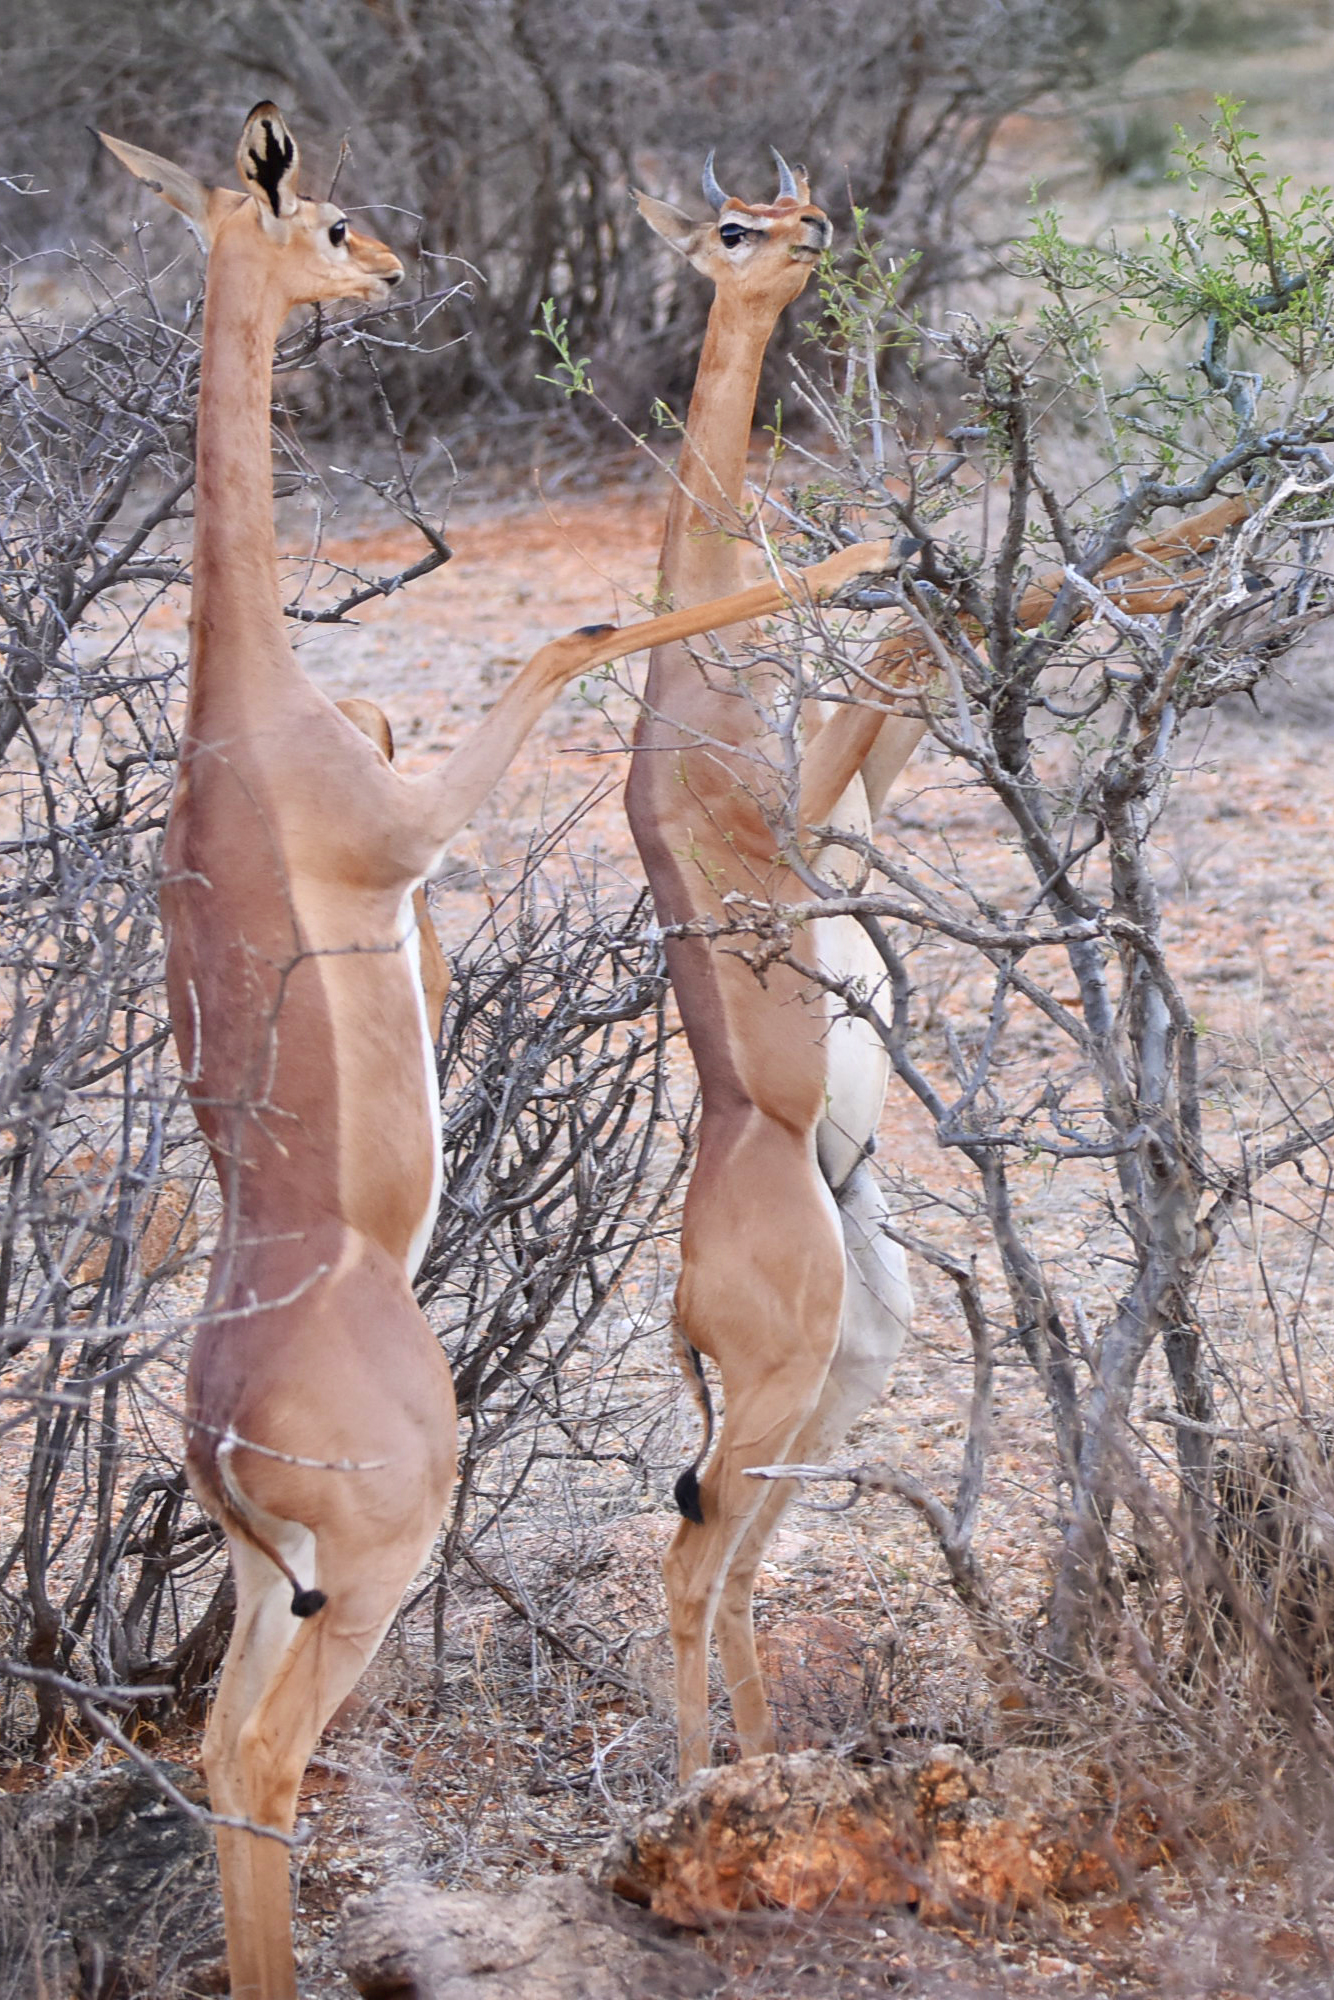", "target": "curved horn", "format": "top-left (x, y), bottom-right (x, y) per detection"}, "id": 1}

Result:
top-left (701, 150), bottom-right (729, 213)
top-left (771, 147), bottom-right (800, 203)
